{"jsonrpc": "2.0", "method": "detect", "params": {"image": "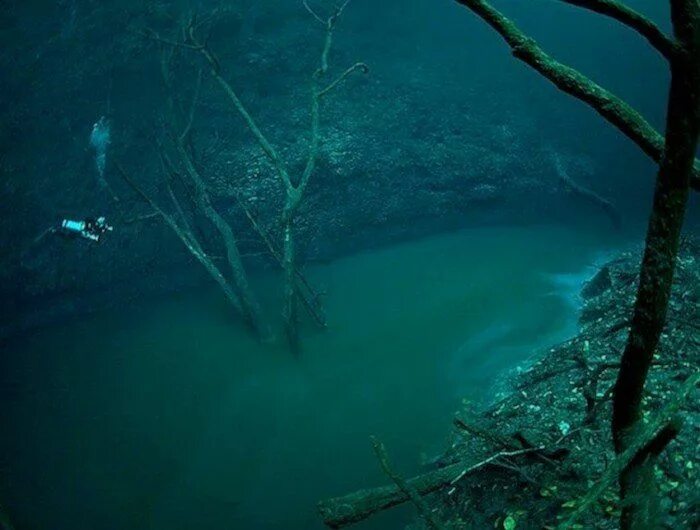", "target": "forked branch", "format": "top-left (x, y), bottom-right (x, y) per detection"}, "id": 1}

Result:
top-left (148, 2), bottom-right (366, 351)
top-left (116, 161), bottom-right (202, 257)
top-left (185, 21), bottom-right (294, 192)
top-left (454, 0), bottom-right (700, 191)
top-left (318, 62), bottom-right (369, 97)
